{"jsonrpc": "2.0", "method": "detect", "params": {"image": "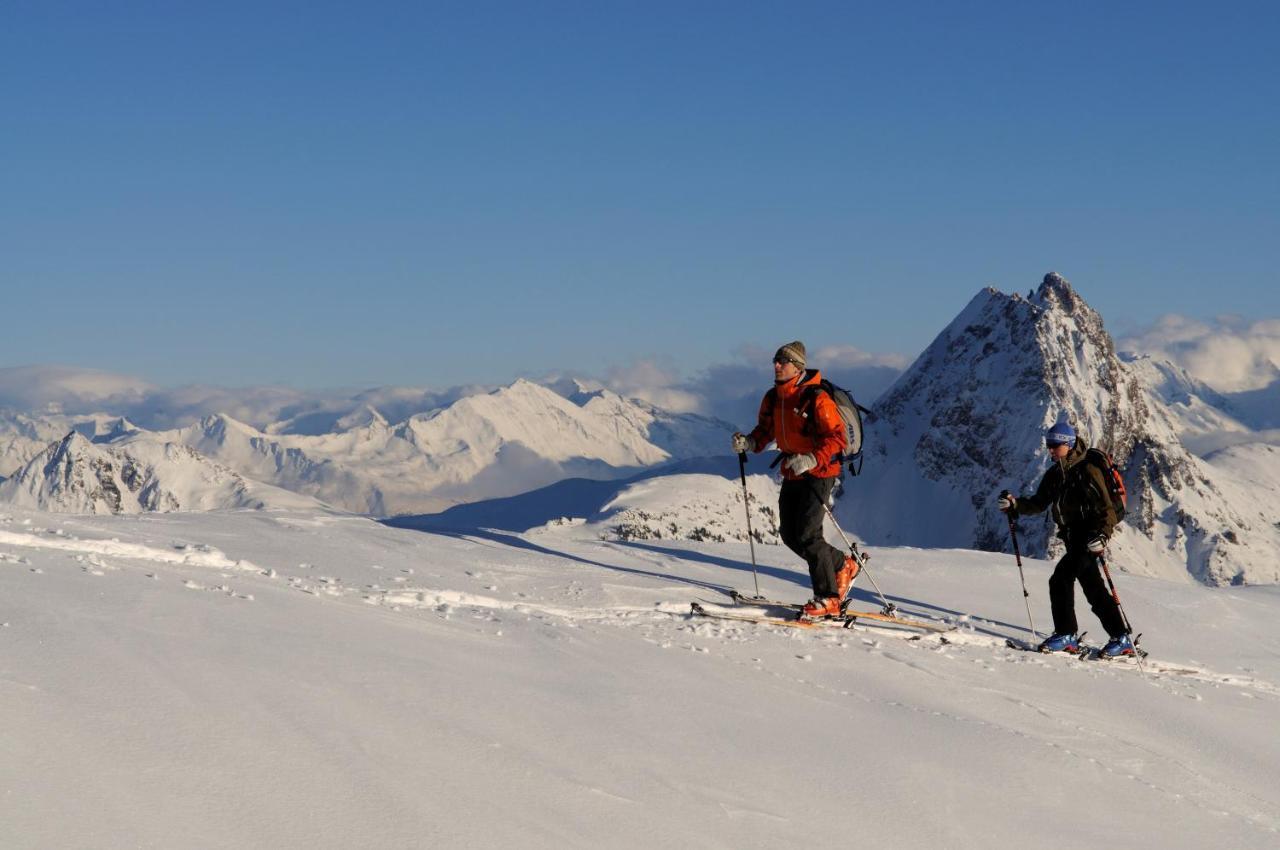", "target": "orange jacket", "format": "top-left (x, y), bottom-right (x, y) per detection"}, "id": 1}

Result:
top-left (747, 369), bottom-right (846, 479)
